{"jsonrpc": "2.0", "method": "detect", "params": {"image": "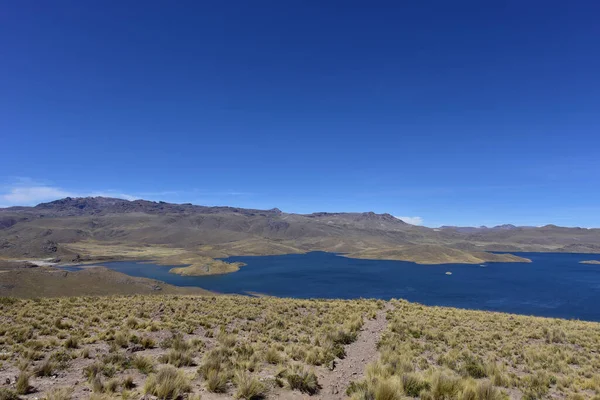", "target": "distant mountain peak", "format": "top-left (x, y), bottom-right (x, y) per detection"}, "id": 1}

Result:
top-left (492, 224), bottom-right (518, 230)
